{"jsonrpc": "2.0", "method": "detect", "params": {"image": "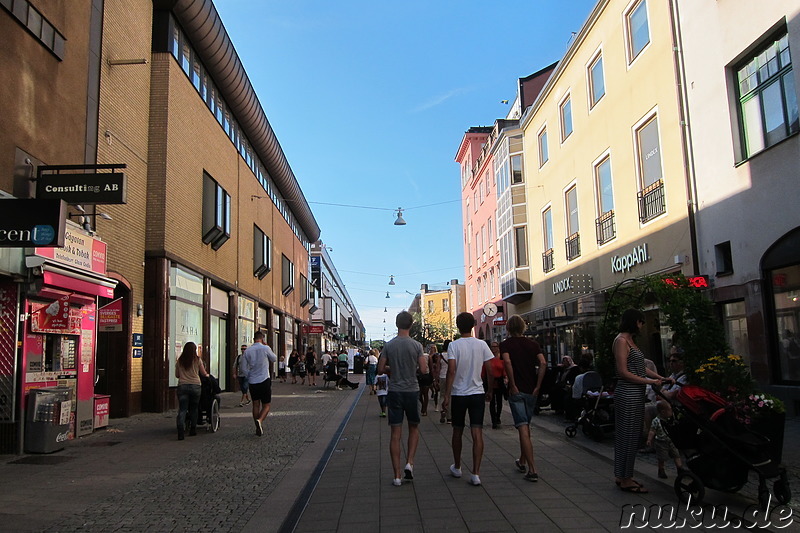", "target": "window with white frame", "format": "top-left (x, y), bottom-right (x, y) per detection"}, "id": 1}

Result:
top-left (489, 269), bottom-right (495, 297)
top-left (473, 191), bottom-right (478, 212)
top-left (538, 127), bottom-right (549, 167)
top-left (428, 300), bottom-right (434, 313)
top-left (560, 95), bottom-right (573, 140)
top-left (543, 208), bottom-right (554, 252)
top-left (626, 0), bottom-right (650, 63)
top-left (487, 217), bottom-right (494, 256)
top-left (566, 186), bottom-right (579, 236)
top-left (636, 115), bottom-right (663, 188)
top-left (481, 225), bottom-right (487, 263)
top-left (443, 298), bottom-right (450, 312)
top-left (511, 154), bottom-right (524, 184)
top-left (514, 226), bottom-right (528, 267)
top-left (595, 156), bottom-right (614, 215)
top-left (589, 53), bottom-right (606, 107)
top-left (737, 32), bottom-right (799, 158)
